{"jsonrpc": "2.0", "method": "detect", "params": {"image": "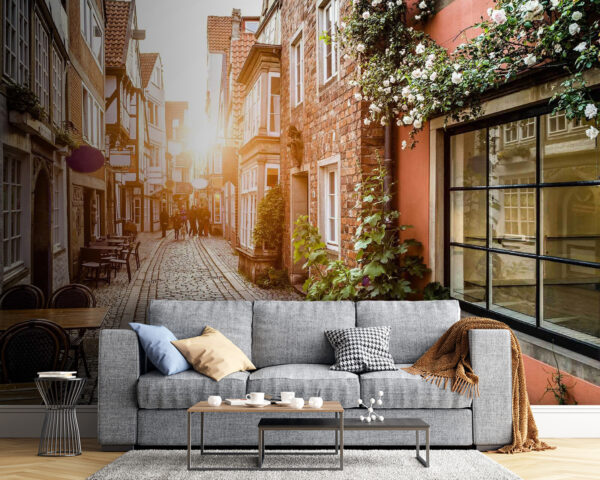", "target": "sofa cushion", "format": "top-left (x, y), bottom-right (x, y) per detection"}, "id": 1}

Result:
top-left (360, 364), bottom-right (472, 409)
top-left (247, 364), bottom-right (359, 408)
top-left (252, 301), bottom-right (355, 368)
top-left (325, 326), bottom-right (396, 373)
top-left (147, 300), bottom-right (253, 359)
top-left (356, 300), bottom-right (460, 363)
top-left (137, 370), bottom-right (249, 409)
